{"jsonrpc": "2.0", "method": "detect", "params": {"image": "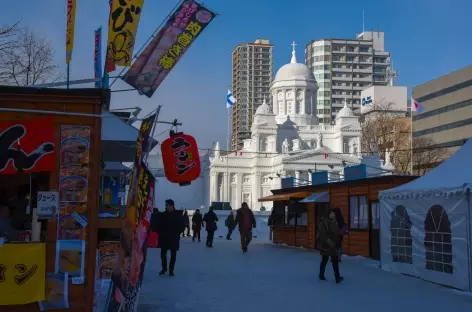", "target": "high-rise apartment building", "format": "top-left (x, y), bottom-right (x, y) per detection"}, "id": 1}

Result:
top-left (305, 31), bottom-right (392, 124)
top-left (231, 38), bottom-right (273, 151)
